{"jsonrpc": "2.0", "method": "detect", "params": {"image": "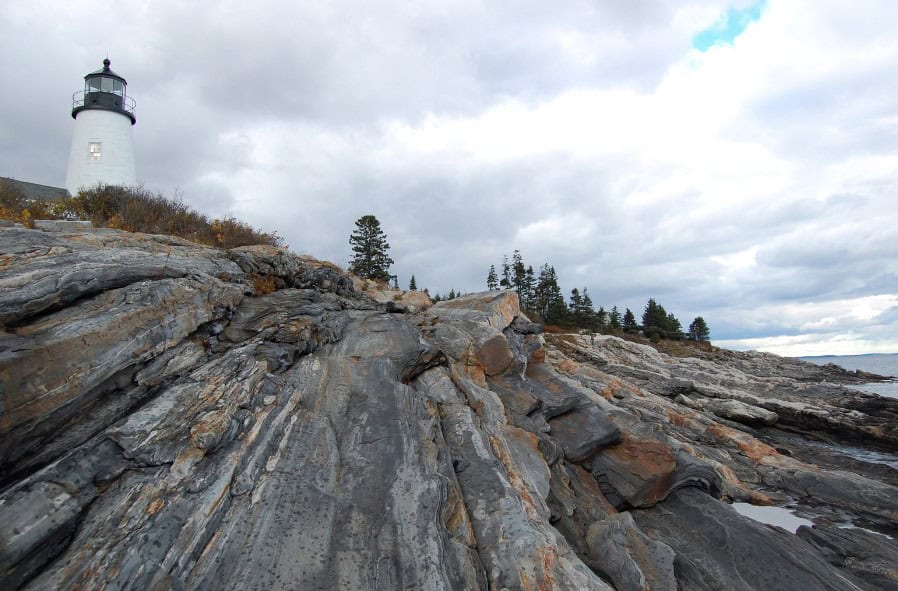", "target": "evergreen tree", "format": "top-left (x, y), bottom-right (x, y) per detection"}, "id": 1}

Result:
top-left (642, 298), bottom-right (684, 339)
top-left (392, 275), bottom-right (399, 289)
top-left (596, 306), bottom-right (607, 331)
top-left (665, 312), bottom-right (683, 339)
top-left (569, 287), bottom-right (596, 330)
top-left (688, 317), bottom-right (710, 342)
top-left (609, 306), bottom-right (622, 331)
top-left (623, 308), bottom-right (638, 332)
top-left (522, 266), bottom-right (536, 310)
top-left (569, 288), bottom-right (582, 313)
top-left (409, 275), bottom-right (417, 291)
top-left (642, 298), bottom-right (667, 331)
top-left (486, 265), bottom-right (499, 291)
top-left (534, 264), bottom-right (567, 324)
top-left (348, 215), bottom-right (394, 281)
top-left (581, 289), bottom-right (597, 331)
top-left (499, 255), bottom-right (511, 289)
top-left (511, 250), bottom-right (526, 296)
top-left (448, 288), bottom-right (457, 300)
